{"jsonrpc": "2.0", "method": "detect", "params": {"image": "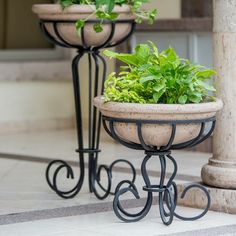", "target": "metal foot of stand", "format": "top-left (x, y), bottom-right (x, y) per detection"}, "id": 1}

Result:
top-left (39, 19), bottom-right (137, 199)
top-left (113, 151), bottom-right (211, 225)
top-left (102, 116), bottom-right (215, 225)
